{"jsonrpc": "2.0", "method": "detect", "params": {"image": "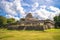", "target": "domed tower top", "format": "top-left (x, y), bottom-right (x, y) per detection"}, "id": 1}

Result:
top-left (23, 13), bottom-right (39, 21)
top-left (25, 13), bottom-right (33, 18)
